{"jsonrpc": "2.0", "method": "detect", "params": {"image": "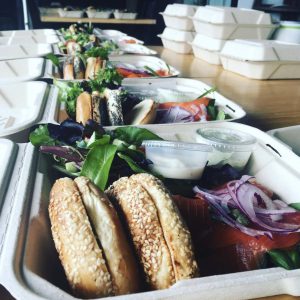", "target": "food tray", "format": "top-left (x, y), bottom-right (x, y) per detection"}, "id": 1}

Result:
top-left (45, 78), bottom-right (245, 126)
top-left (0, 44), bottom-right (52, 61)
top-left (86, 10), bottom-right (112, 19)
top-left (268, 125), bottom-right (300, 156)
top-left (191, 6), bottom-right (277, 40)
top-left (0, 81), bottom-right (57, 141)
top-left (1, 122), bottom-right (300, 300)
top-left (114, 11), bottom-right (137, 20)
top-left (220, 40), bottom-right (300, 79)
top-left (58, 9), bottom-right (84, 18)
